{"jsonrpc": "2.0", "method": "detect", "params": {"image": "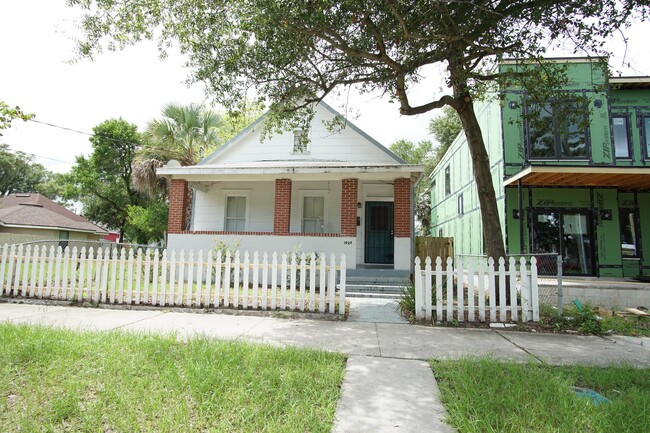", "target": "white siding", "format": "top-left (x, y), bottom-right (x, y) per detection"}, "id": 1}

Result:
top-left (192, 182), bottom-right (275, 232)
top-left (204, 104), bottom-right (398, 165)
